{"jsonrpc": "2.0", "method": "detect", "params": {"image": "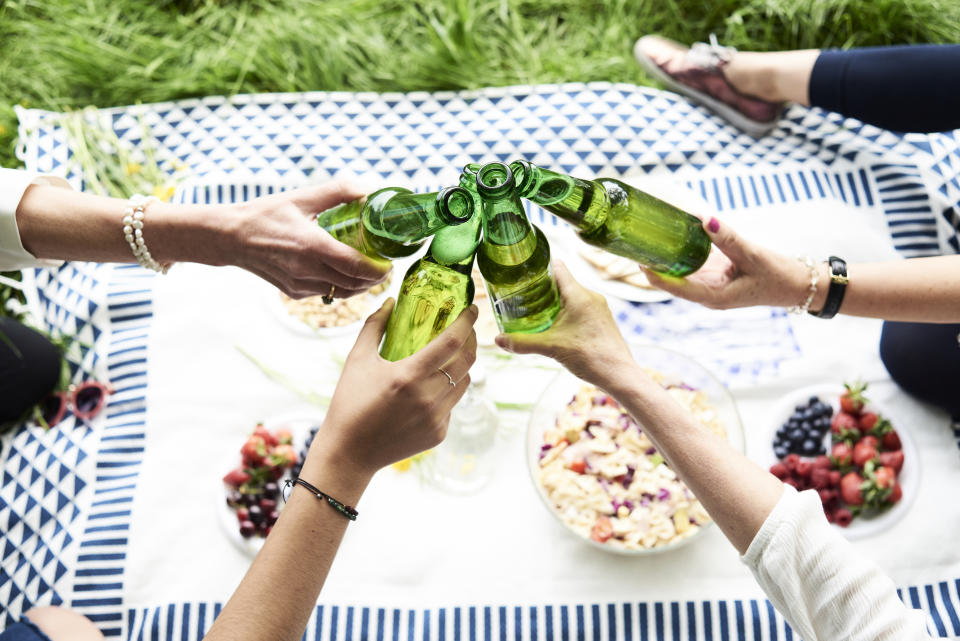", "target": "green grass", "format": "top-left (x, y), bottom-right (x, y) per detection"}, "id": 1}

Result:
top-left (2, 0), bottom-right (960, 168)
